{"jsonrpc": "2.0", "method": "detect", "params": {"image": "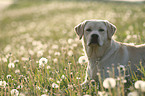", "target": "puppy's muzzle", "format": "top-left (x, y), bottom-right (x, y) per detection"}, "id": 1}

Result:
top-left (88, 34), bottom-right (99, 46)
